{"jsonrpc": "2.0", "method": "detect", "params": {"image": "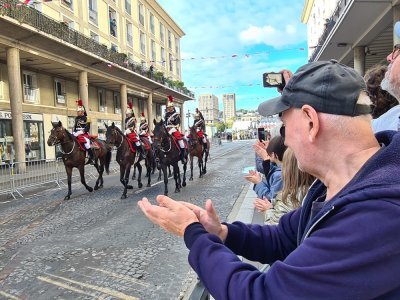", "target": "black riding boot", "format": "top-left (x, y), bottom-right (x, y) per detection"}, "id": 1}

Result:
top-left (135, 144), bottom-right (144, 158)
top-left (86, 148), bottom-right (95, 165)
top-left (203, 142), bottom-right (208, 151)
top-left (180, 148), bottom-right (187, 164)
